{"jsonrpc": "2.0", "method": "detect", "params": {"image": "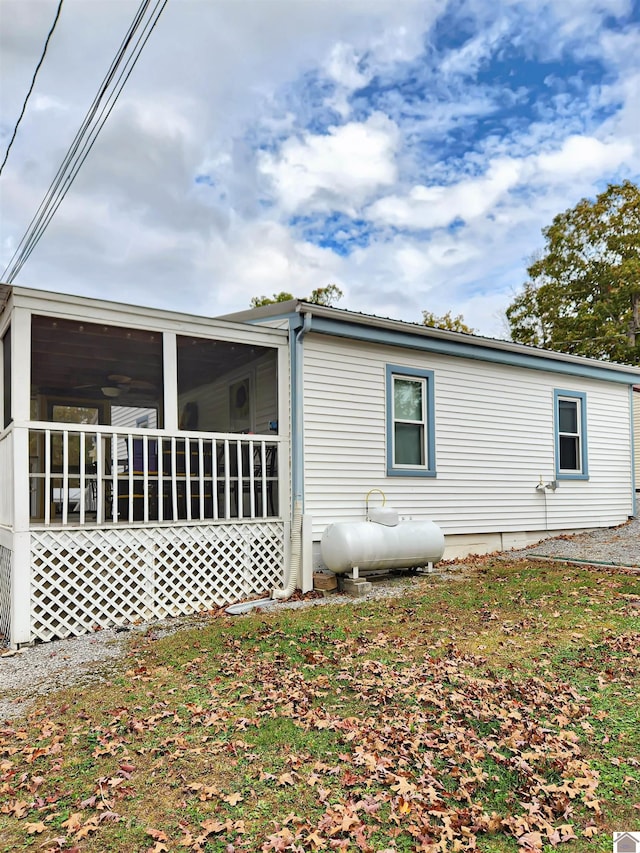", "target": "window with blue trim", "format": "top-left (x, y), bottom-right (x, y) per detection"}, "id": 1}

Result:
top-left (386, 365), bottom-right (435, 477)
top-left (554, 390), bottom-right (588, 479)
